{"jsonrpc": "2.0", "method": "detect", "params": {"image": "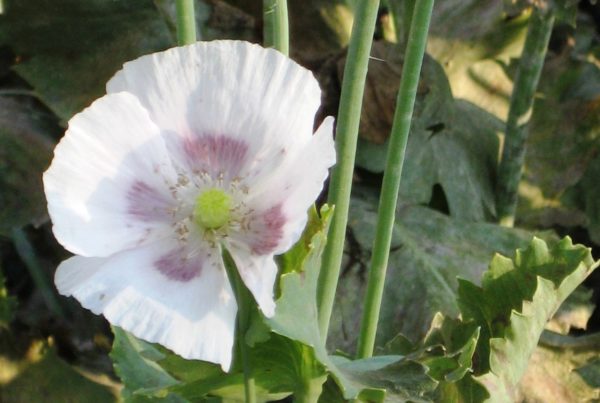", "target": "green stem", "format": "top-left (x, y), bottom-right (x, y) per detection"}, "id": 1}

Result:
top-left (356, 0), bottom-right (435, 359)
top-left (12, 228), bottom-right (64, 317)
top-left (222, 250), bottom-right (256, 403)
top-left (316, 0), bottom-right (380, 342)
top-left (175, 0), bottom-right (197, 46)
top-left (495, 7), bottom-right (554, 227)
top-left (263, 0), bottom-right (289, 55)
